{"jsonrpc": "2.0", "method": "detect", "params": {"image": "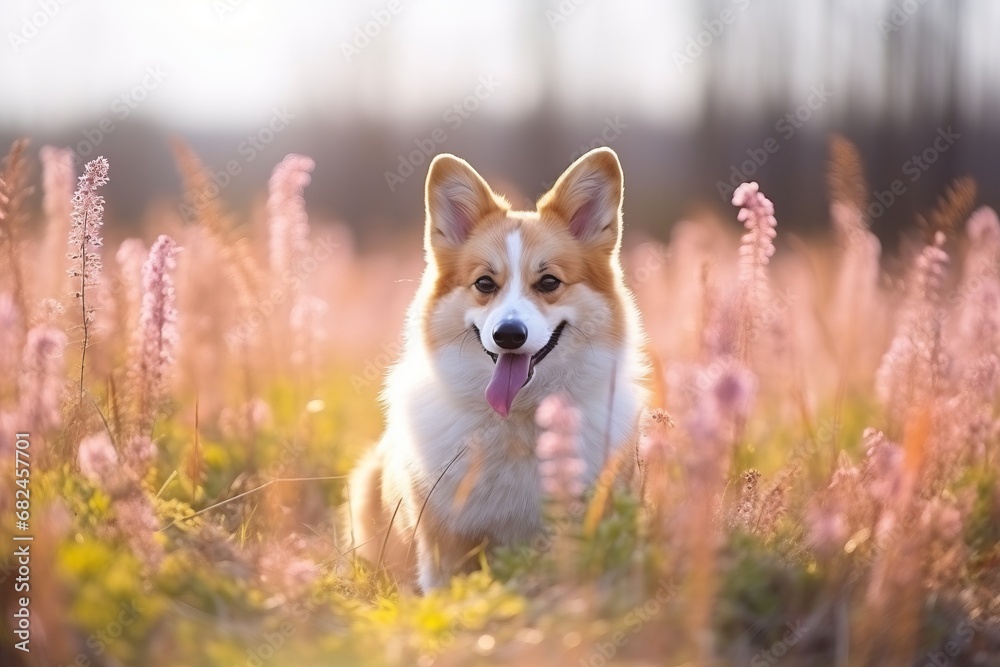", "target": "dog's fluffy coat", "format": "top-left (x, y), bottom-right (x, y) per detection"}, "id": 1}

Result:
top-left (347, 148), bottom-right (651, 591)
